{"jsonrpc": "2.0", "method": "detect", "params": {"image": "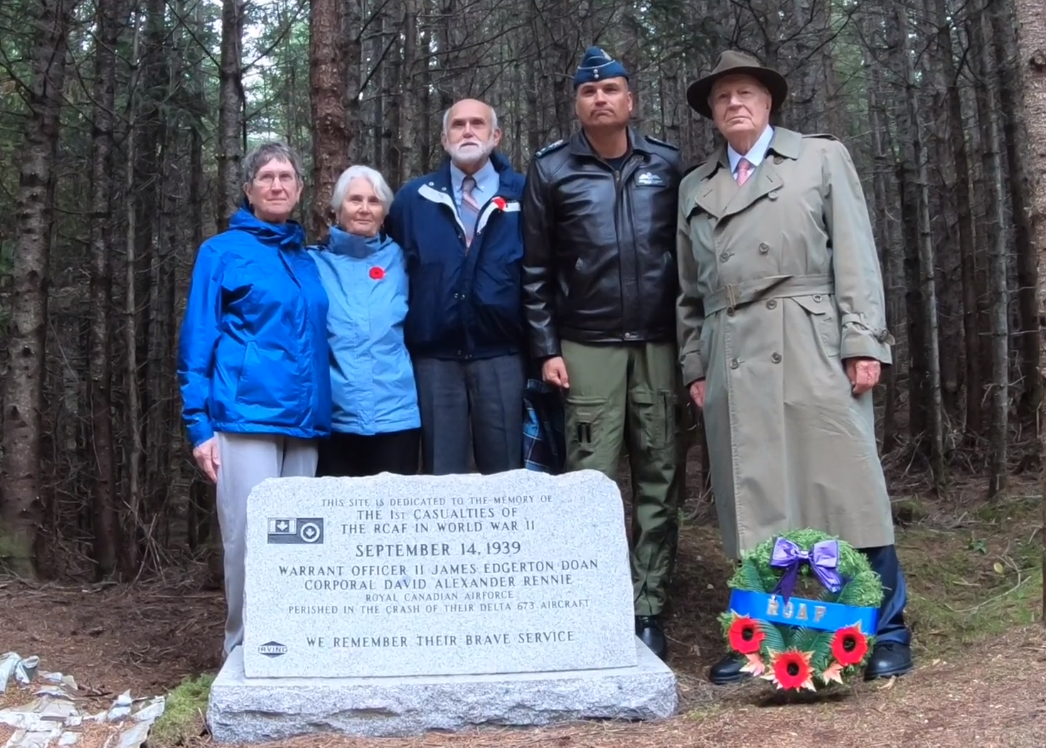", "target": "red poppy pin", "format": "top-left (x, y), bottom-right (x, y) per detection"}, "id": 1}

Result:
top-left (369, 266), bottom-right (385, 280)
top-left (492, 196), bottom-right (508, 211)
